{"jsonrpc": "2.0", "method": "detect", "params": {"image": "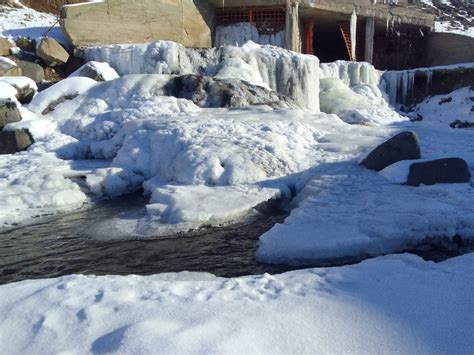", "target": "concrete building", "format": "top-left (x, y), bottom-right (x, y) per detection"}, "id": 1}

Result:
top-left (61, 0), bottom-right (473, 69)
